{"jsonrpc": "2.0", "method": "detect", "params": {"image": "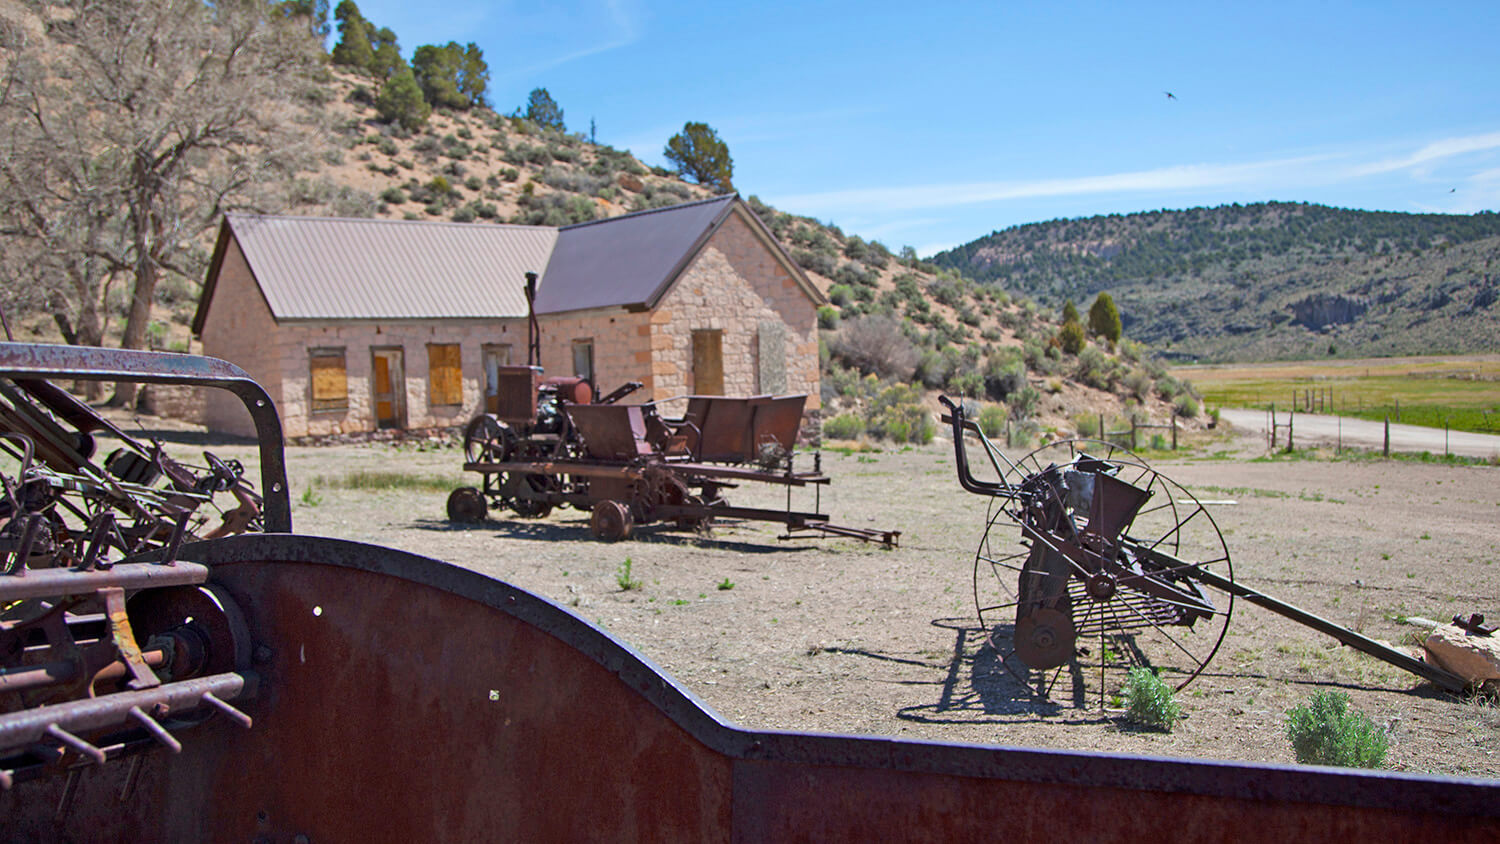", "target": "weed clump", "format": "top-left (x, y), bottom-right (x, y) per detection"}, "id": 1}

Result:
top-left (615, 557), bottom-right (642, 591)
top-left (1284, 690), bottom-right (1388, 768)
top-left (1122, 667), bottom-right (1181, 731)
